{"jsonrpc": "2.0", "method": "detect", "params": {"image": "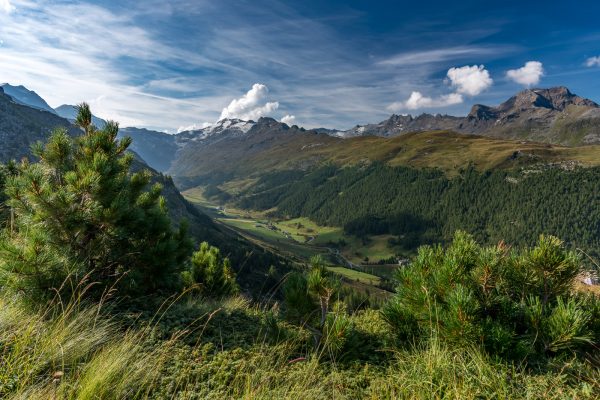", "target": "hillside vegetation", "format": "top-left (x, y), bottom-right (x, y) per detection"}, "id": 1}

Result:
top-left (0, 106), bottom-right (598, 399)
top-left (172, 126), bottom-right (600, 190)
